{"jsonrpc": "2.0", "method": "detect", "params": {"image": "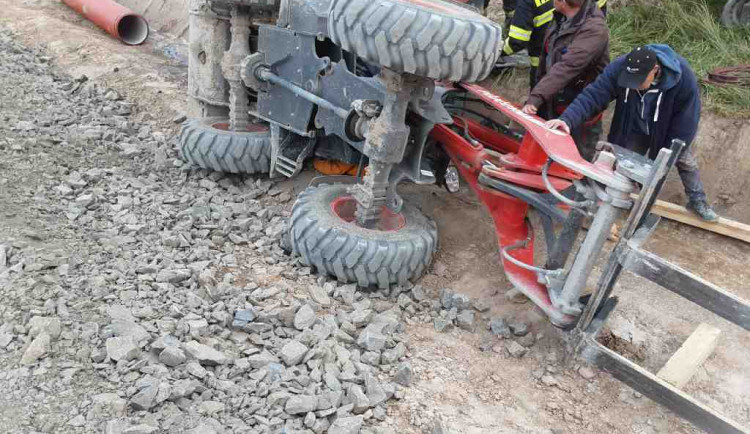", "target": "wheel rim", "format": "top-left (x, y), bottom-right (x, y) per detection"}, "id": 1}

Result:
top-left (330, 196), bottom-right (406, 231)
